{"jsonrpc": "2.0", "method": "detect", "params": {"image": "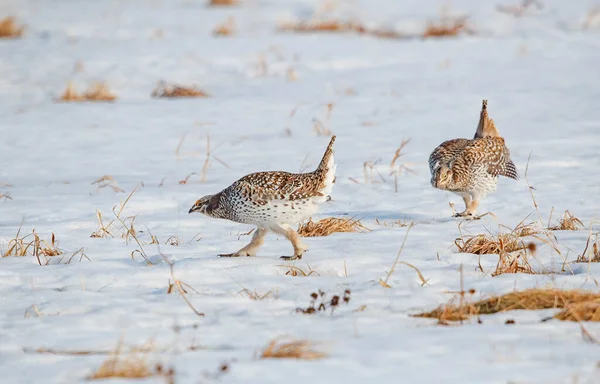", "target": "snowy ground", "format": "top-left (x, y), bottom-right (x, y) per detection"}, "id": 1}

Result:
top-left (1, 0), bottom-right (600, 383)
